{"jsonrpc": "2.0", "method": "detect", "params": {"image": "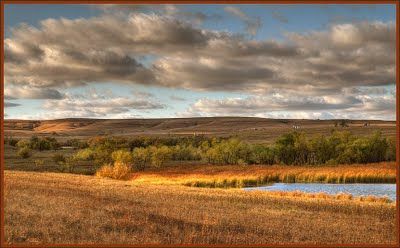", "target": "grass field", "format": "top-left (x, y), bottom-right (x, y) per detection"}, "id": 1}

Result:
top-left (132, 162), bottom-right (396, 187)
top-left (4, 170), bottom-right (396, 245)
top-left (3, 117), bottom-right (397, 245)
top-left (4, 145), bottom-right (96, 175)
